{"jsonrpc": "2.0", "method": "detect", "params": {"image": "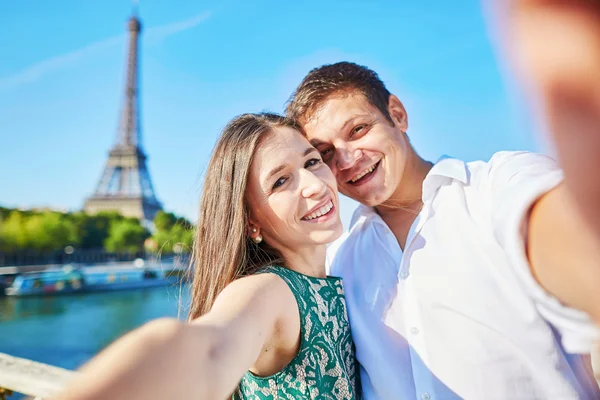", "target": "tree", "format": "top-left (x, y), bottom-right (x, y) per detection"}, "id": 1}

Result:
top-left (71, 211), bottom-right (123, 249)
top-left (0, 206), bottom-right (191, 255)
top-left (170, 223), bottom-right (194, 251)
top-left (0, 206), bottom-right (9, 221)
top-left (154, 211), bottom-right (178, 231)
top-left (24, 212), bottom-right (79, 252)
top-left (151, 211), bottom-right (194, 253)
top-left (0, 211), bottom-right (28, 251)
top-left (104, 219), bottom-right (150, 253)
